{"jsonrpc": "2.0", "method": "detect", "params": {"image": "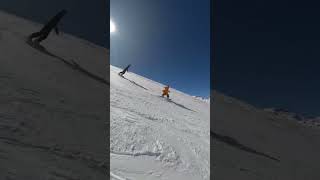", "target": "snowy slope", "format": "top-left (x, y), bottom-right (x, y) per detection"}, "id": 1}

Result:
top-left (0, 11), bottom-right (108, 179)
top-left (110, 66), bottom-right (210, 180)
top-left (212, 91), bottom-right (320, 179)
